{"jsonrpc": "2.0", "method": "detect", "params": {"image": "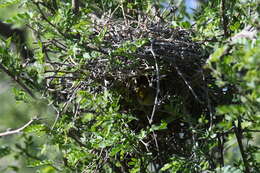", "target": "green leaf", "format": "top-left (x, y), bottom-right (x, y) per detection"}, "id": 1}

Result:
top-left (12, 88), bottom-right (28, 102)
top-left (180, 21), bottom-right (191, 28)
top-left (161, 163), bottom-right (172, 171)
top-left (27, 160), bottom-right (54, 168)
top-left (217, 104), bottom-right (246, 115)
top-left (230, 21), bottom-right (241, 31)
top-left (24, 124), bottom-right (47, 136)
top-left (82, 113), bottom-right (94, 122)
top-left (208, 45), bottom-right (228, 63)
top-left (0, 0), bottom-right (20, 8)
top-left (0, 146), bottom-right (11, 158)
